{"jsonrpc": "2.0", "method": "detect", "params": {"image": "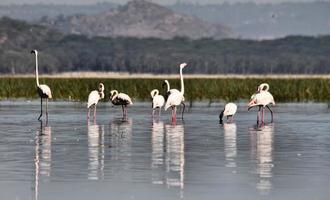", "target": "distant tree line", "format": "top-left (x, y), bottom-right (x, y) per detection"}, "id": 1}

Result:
top-left (0, 17), bottom-right (330, 74)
